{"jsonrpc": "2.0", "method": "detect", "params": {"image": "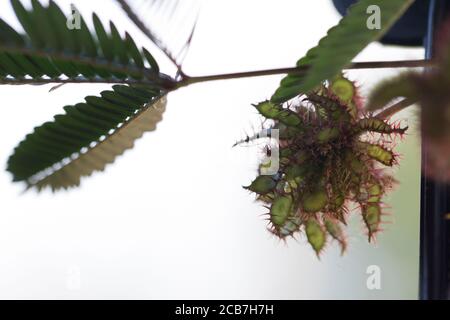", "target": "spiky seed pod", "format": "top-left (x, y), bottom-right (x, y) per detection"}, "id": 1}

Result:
top-left (357, 118), bottom-right (408, 135)
top-left (361, 203), bottom-right (382, 241)
top-left (253, 102), bottom-right (303, 127)
top-left (363, 143), bottom-right (396, 166)
top-left (241, 75), bottom-right (404, 256)
top-left (329, 73), bottom-right (364, 118)
top-left (305, 219), bottom-right (327, 255)
top-left (244, 175), bottom-right (277, 195)
top-left (324, 216), bottom-right (347, 255)
top-left (270, 195), bottom-right (293, 228)
top-left (302, 189), bottom-right (328, 213)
